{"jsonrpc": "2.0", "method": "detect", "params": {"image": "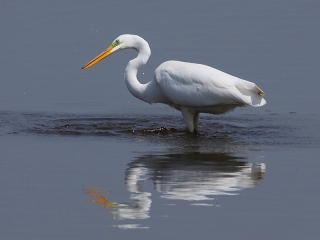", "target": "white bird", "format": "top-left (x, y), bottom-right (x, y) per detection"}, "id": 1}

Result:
top-left (82, 34), bottom-right (266, 132)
